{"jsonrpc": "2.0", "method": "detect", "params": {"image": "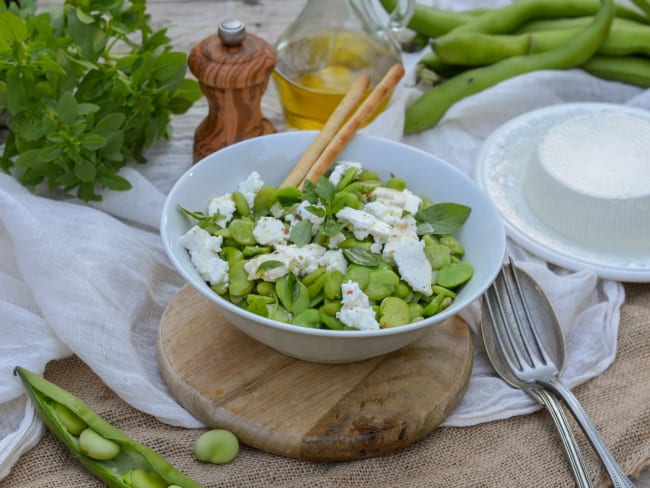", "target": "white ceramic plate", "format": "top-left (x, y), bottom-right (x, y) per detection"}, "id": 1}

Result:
top-left (475, 102), bottom-right (650, 283)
